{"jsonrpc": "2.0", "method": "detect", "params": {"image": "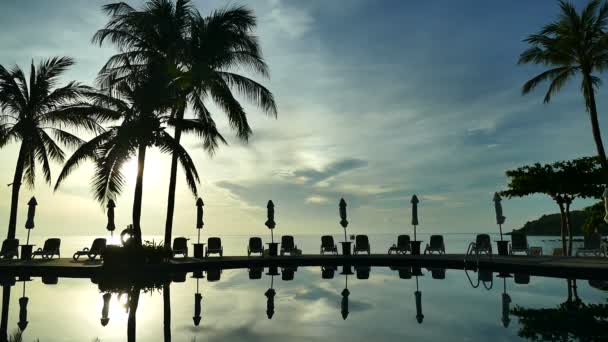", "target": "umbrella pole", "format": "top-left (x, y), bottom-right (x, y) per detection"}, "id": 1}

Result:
top-left (271, 230), bottom-right (274, 244)
top-left (413, 225), bottom-right (417, 242)
top-left (26, 229), bottom-right (31, 246)
top-left (499, 224), bottom-right (503, 241)
top-left (415, 276), bottom-right (419, 291)
top-left (197, 229), bottom-right (201, 244)
top-left (343, 228), bottom-right (347, 243)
